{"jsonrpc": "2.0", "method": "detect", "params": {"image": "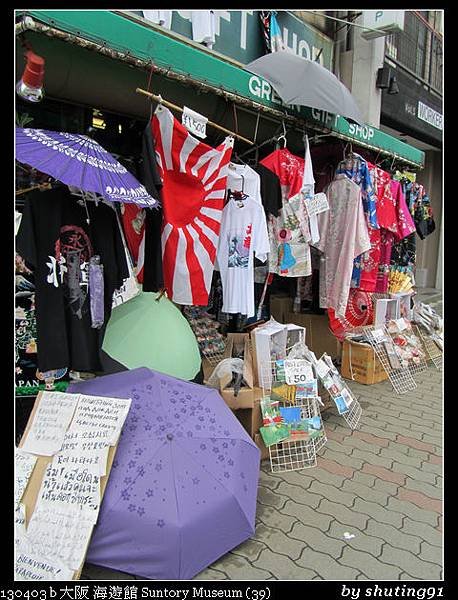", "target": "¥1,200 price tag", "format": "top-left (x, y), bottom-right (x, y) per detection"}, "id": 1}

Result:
top-left (284, 359), bottom-right (314, 385)
top-left (182, 106), bottom-right (208, 139)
